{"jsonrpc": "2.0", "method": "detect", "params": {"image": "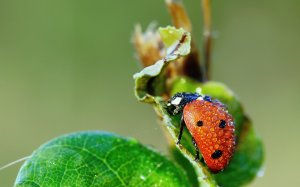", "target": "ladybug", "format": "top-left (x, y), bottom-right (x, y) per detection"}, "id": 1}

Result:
top-left (166, 93), bottom-right (236, 173)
